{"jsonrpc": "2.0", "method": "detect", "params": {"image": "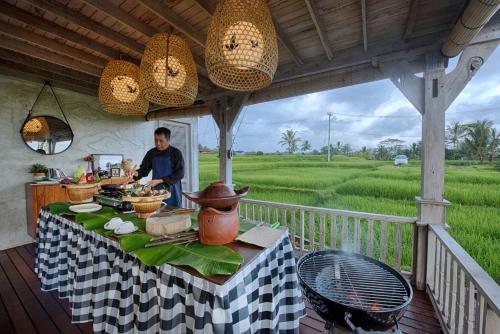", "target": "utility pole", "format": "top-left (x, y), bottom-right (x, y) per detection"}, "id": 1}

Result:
top-left (327, 112), bottom-right (333, 162)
